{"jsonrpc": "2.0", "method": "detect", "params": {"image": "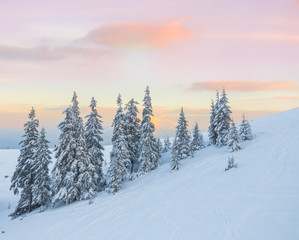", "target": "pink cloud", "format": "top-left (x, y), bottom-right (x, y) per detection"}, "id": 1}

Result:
top-left (249, 32), bottom-right (299, 41)
top-left (293, 0), bottom-right (299, 7)
top-left (86, 20), bottom-right (193, 49)
top-left (187, 80), bottom-right (299, 92)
